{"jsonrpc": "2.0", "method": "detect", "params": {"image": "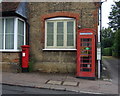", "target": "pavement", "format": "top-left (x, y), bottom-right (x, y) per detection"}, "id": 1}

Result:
top-left (1, 71), bottom-right (118, 94)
